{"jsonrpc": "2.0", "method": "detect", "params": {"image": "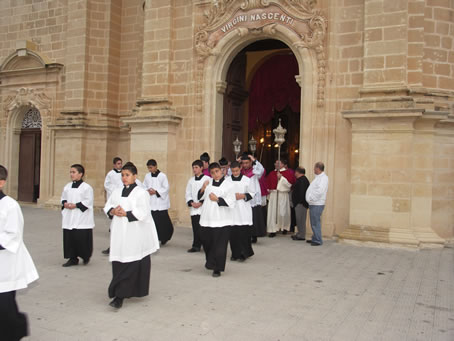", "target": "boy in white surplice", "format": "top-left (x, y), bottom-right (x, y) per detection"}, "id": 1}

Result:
top-left (0, 165), bottom-right (39, 339)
